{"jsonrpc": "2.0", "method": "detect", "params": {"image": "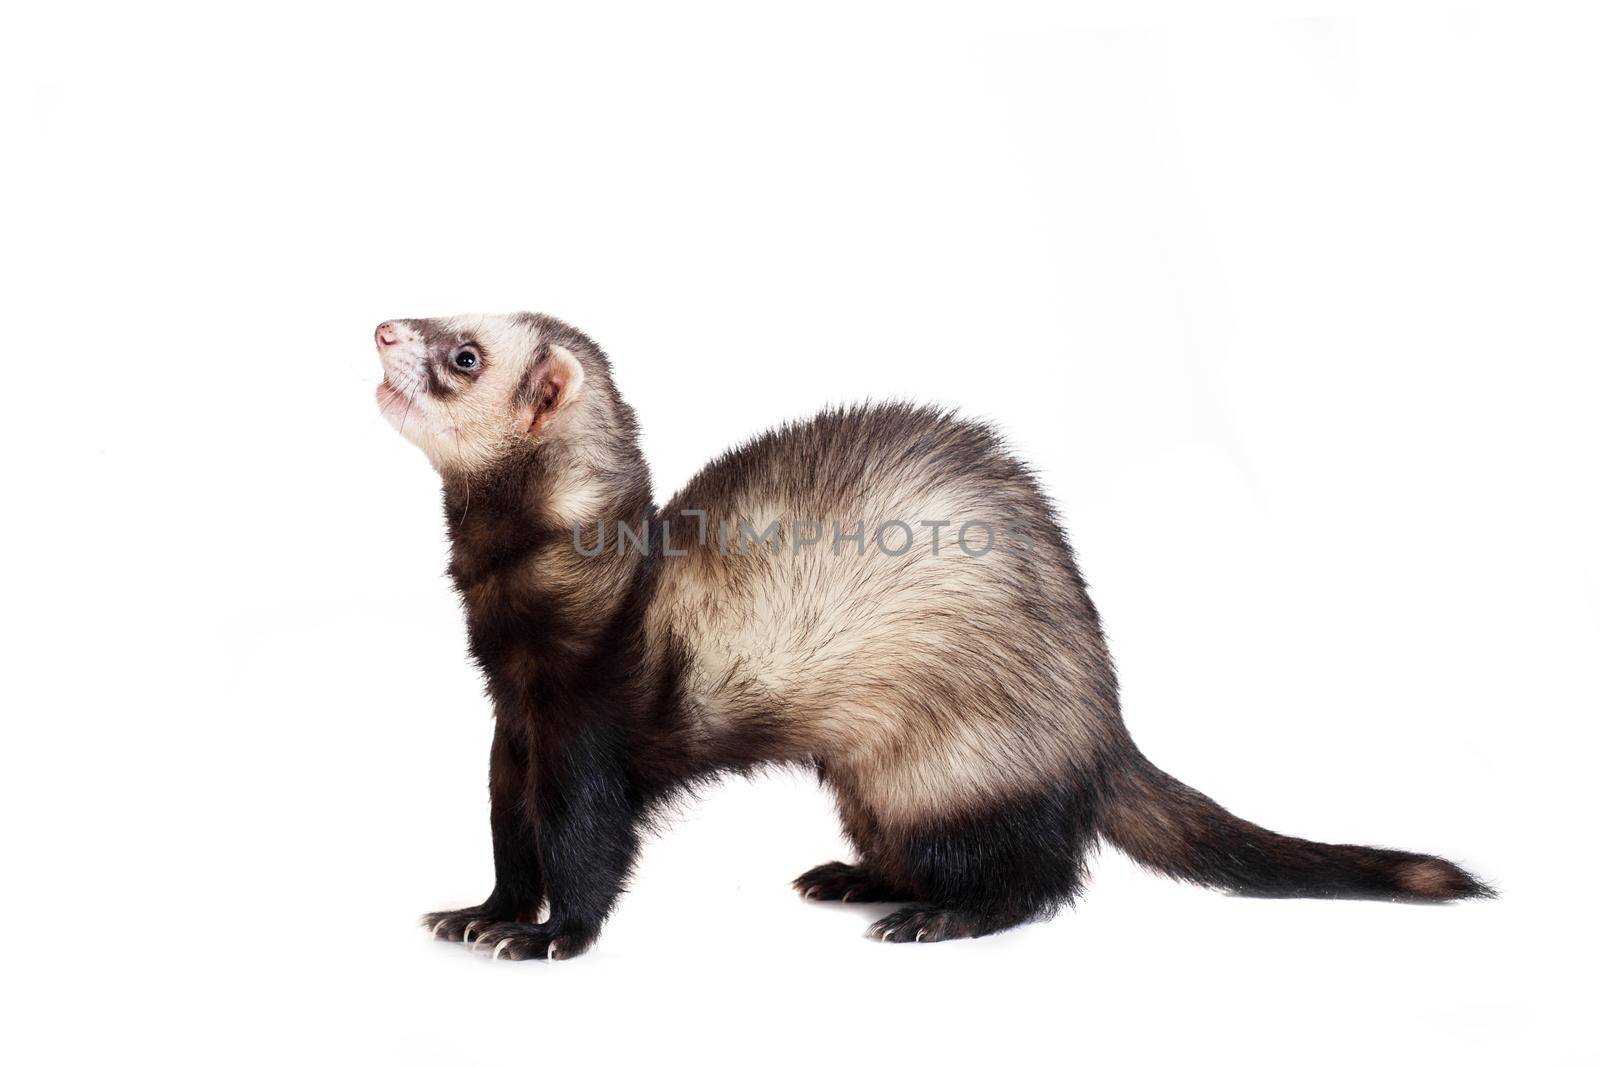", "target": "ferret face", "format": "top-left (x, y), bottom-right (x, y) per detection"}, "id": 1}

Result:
top-left (373, 313), bottom-right (586, 476)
